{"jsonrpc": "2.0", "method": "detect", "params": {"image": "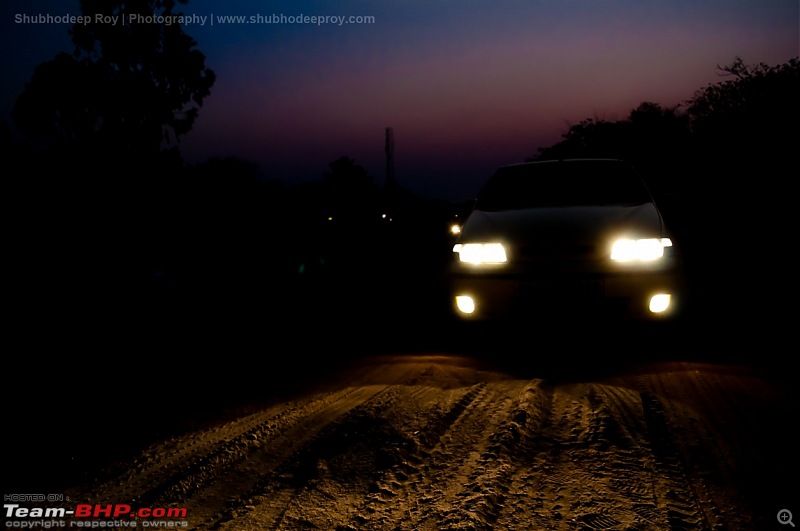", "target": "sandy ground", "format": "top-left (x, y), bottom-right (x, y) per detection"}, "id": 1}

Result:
top-left (6, 318), bottom-right (797, 531)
